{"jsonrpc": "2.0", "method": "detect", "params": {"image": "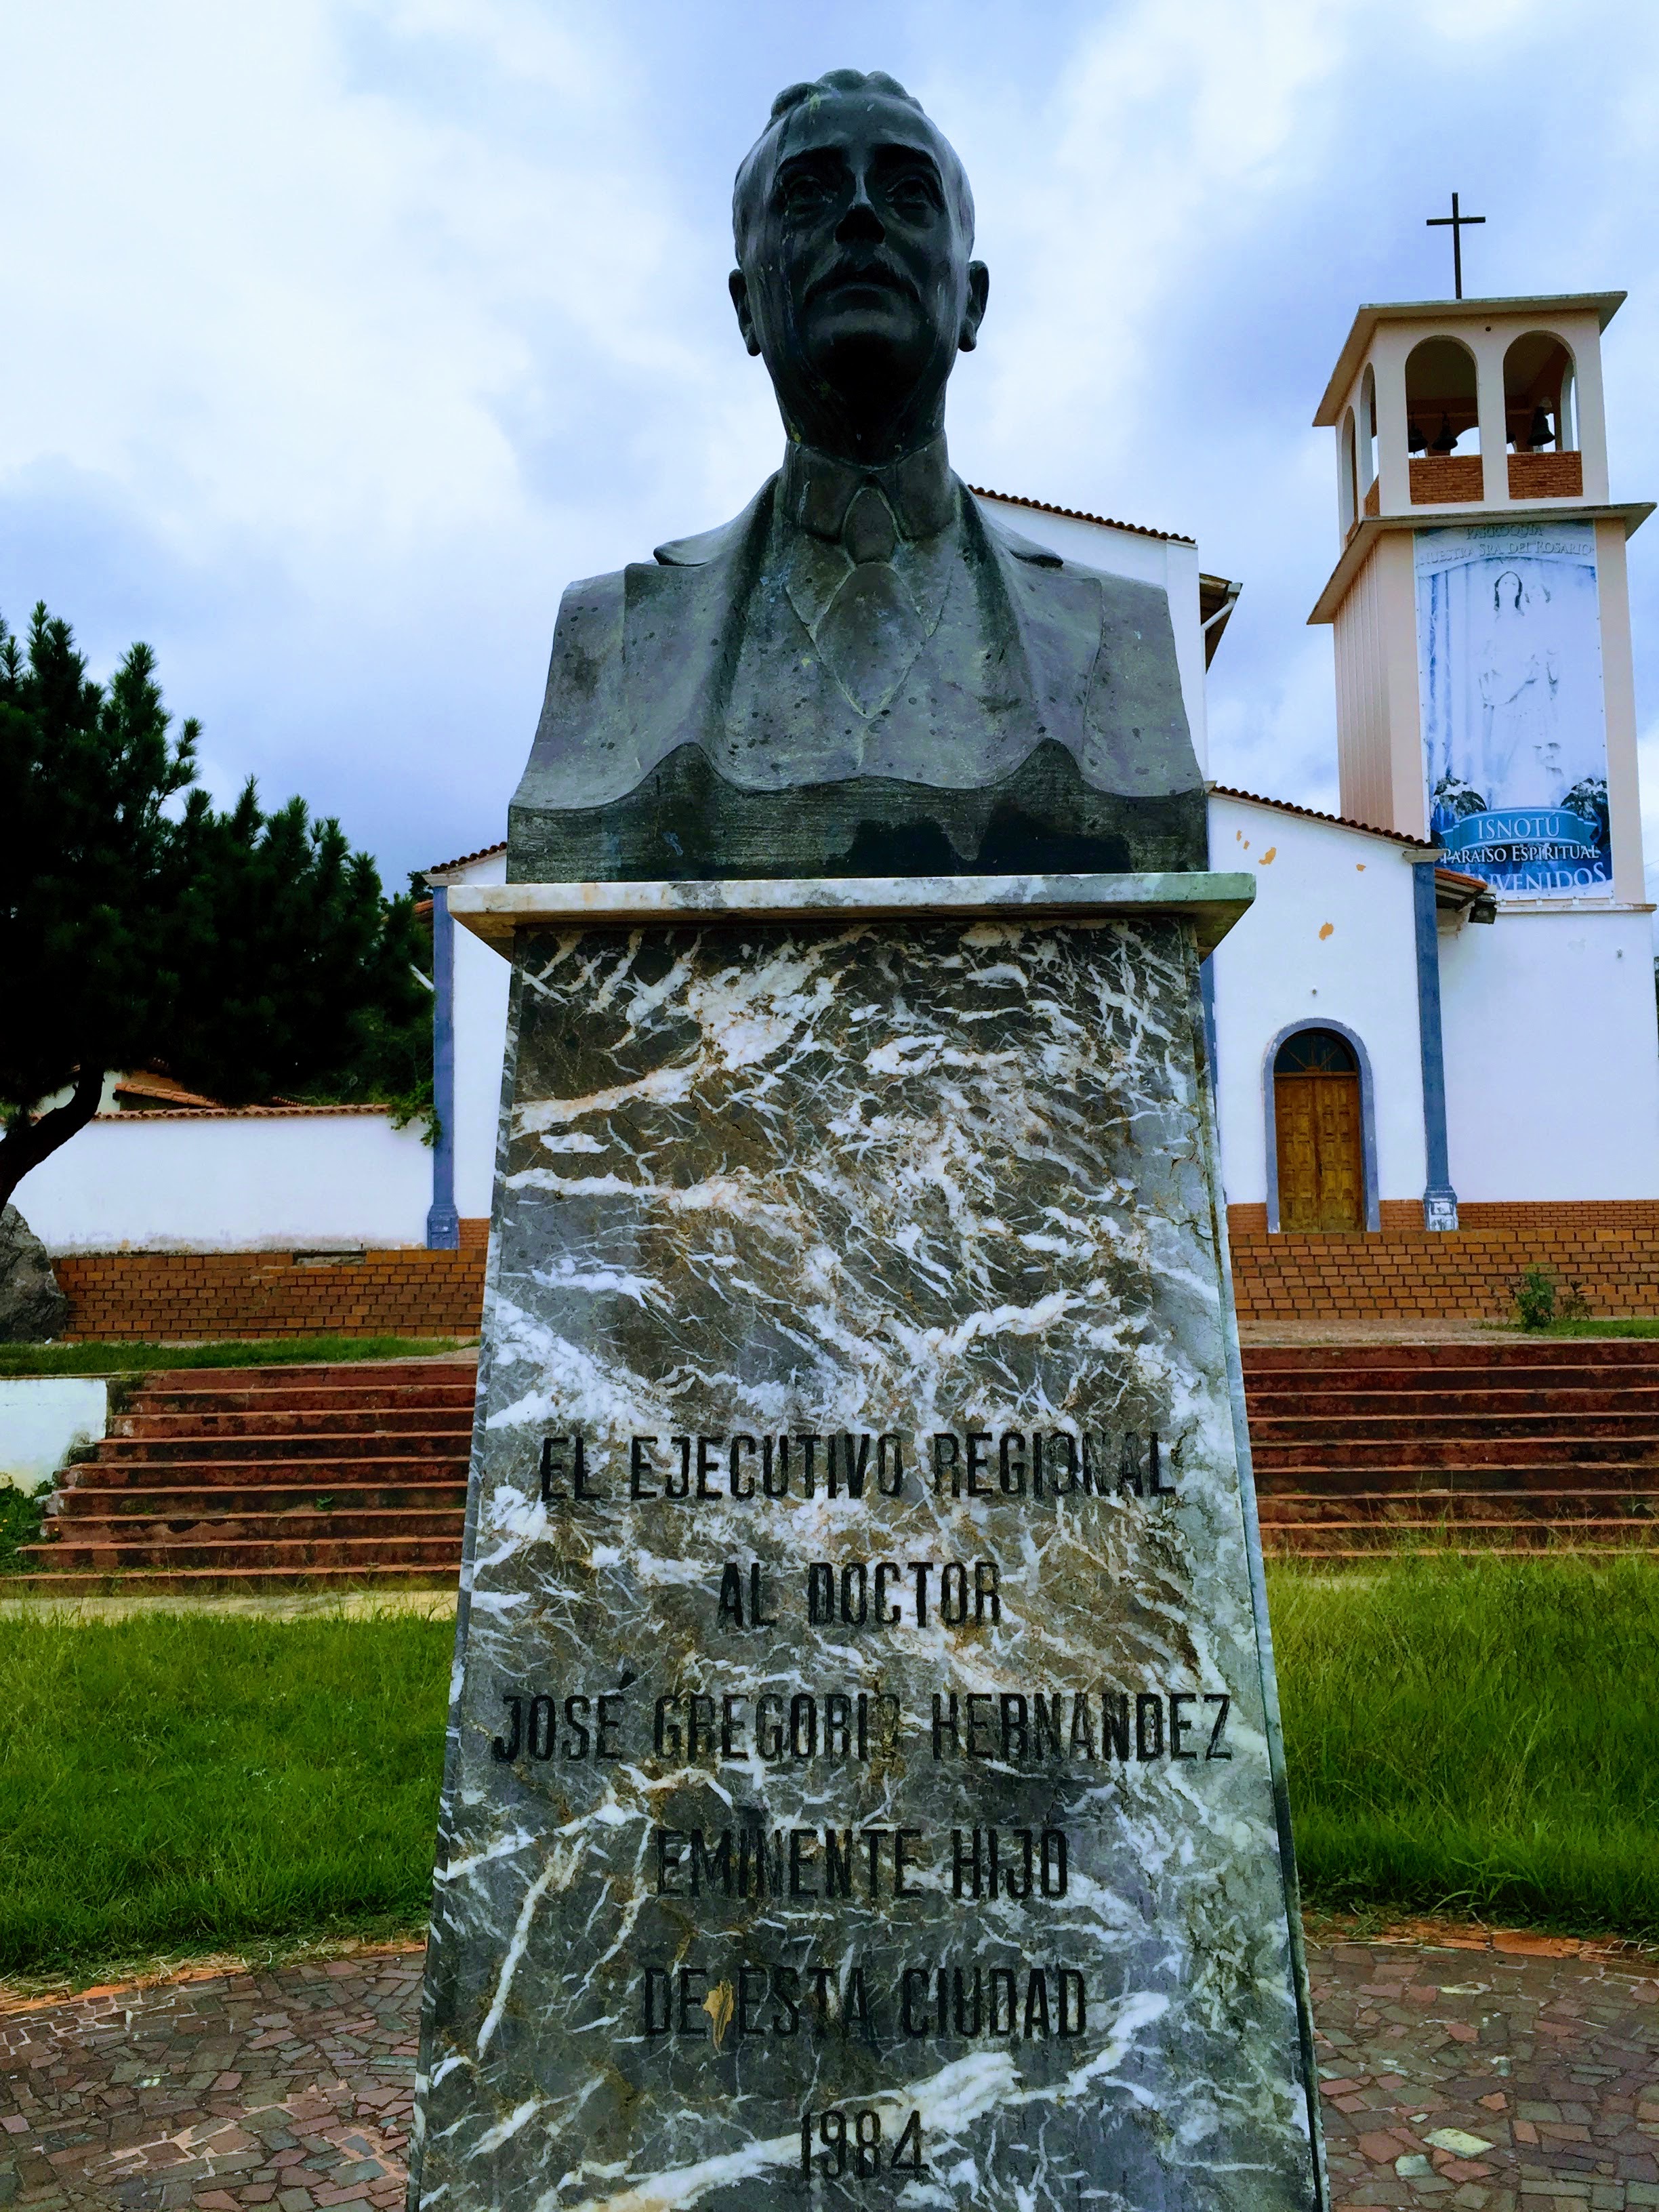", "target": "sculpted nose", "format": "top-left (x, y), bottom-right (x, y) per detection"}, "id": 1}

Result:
top-left (836, 188), bottom-right (884, 245)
